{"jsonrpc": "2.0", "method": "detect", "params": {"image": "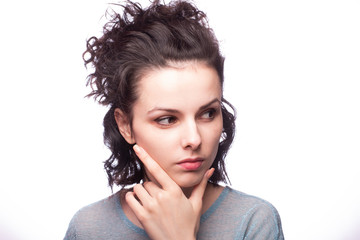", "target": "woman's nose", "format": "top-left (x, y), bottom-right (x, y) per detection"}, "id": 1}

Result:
top-left (181, 120), bottom-right (201, 150)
